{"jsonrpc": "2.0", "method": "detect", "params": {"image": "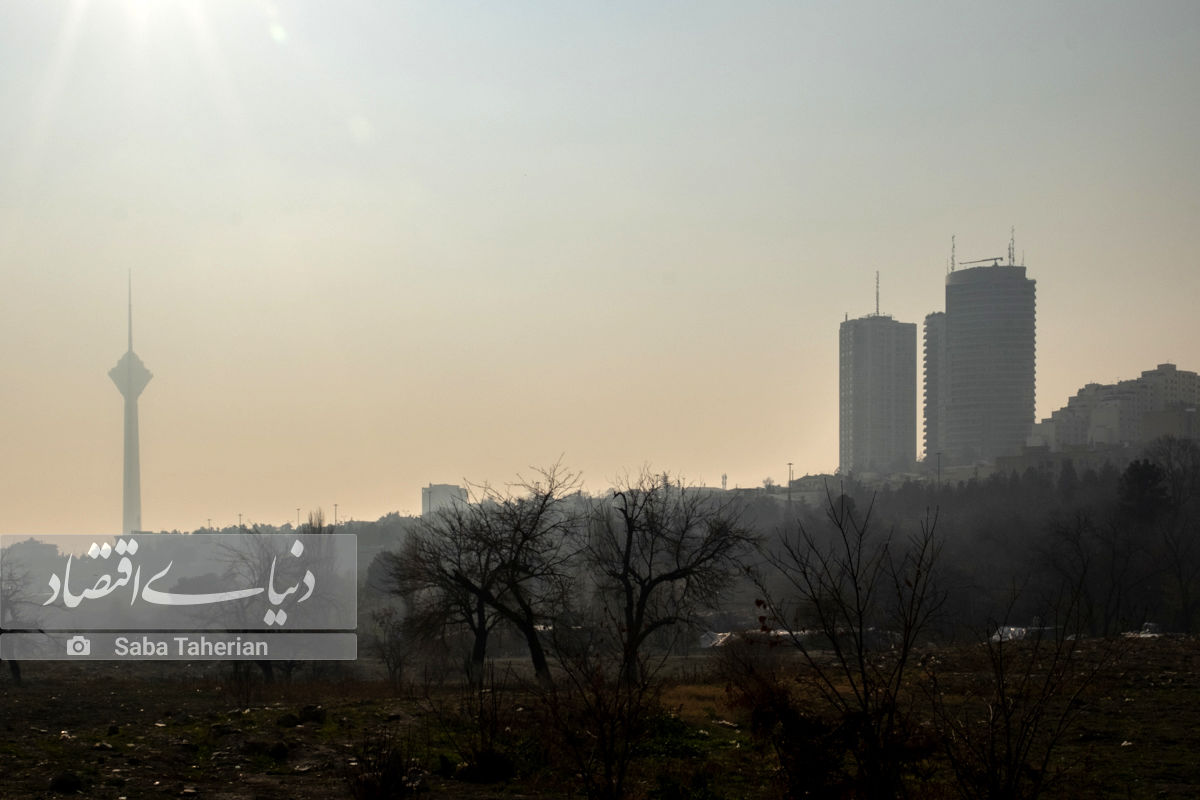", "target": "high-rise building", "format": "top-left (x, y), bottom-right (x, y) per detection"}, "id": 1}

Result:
top-left (109, 278), bottom-right (152, 535)
top-left (839, 313), bottom-right (917, 474)
top-left (922, 312), bottom-right (946, 461)
top-left (934, 263), bottom-right (1036, 465)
